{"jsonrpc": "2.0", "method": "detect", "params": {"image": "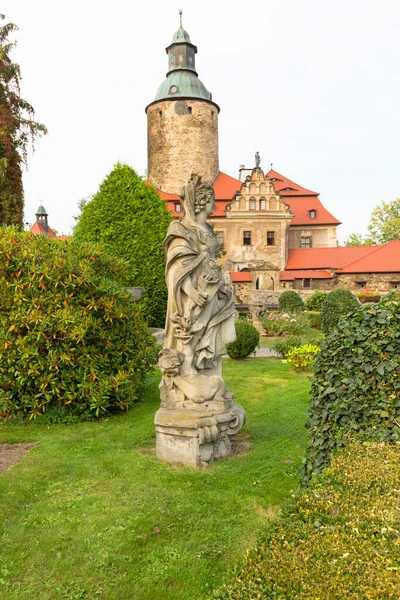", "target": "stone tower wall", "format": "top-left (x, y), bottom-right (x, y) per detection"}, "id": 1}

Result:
top-left (147, 99), bottom-right (219, 193)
